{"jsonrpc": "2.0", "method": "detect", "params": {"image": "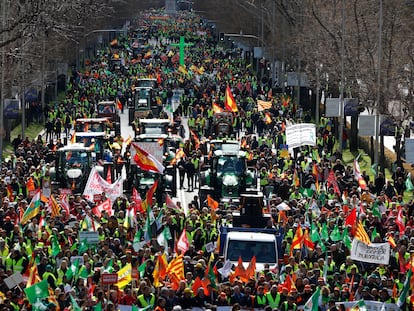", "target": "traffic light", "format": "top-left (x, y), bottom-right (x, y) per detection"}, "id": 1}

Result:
top-left (219, 32), bottom-right (225, 42)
